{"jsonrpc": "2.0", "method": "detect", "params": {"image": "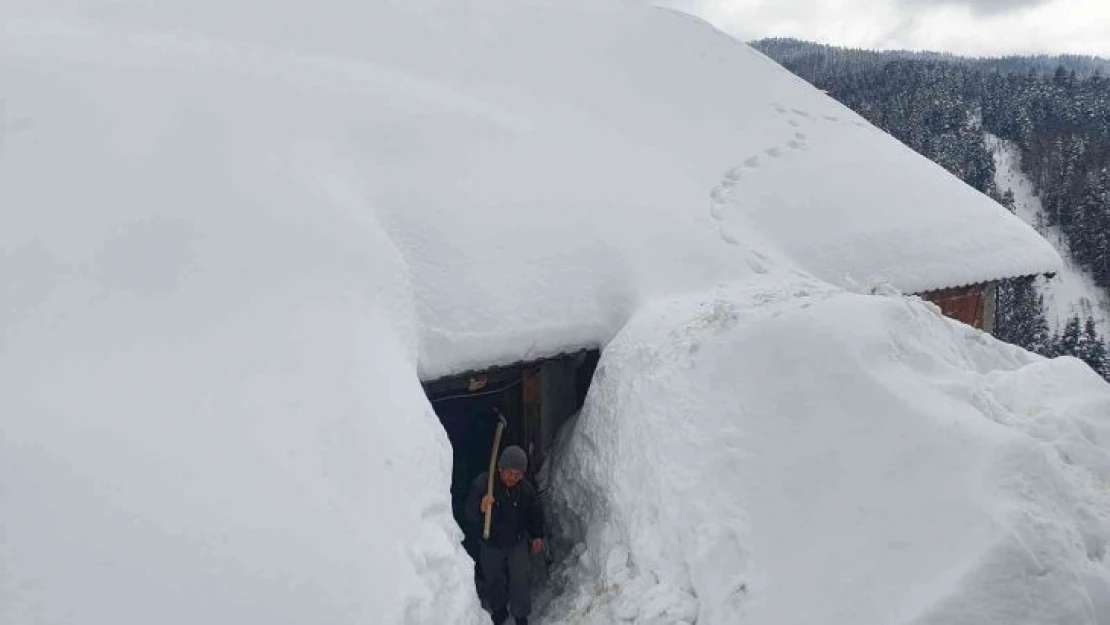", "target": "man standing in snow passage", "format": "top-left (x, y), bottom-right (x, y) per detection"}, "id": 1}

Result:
top-left (466, 445), bottom-right (544, 625)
